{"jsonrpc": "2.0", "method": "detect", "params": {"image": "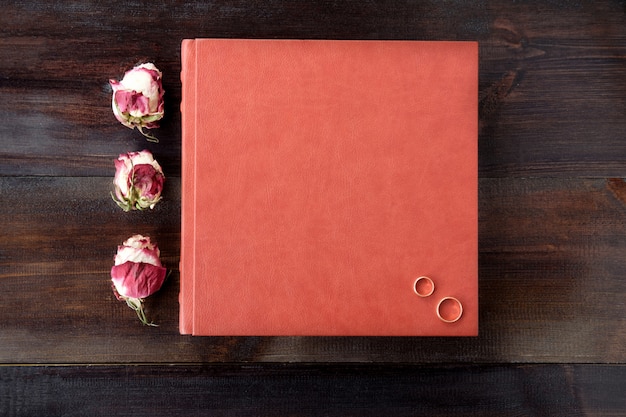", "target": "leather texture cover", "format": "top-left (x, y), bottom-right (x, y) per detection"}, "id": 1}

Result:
top-left (180, 39), bottom-right (478, 336)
